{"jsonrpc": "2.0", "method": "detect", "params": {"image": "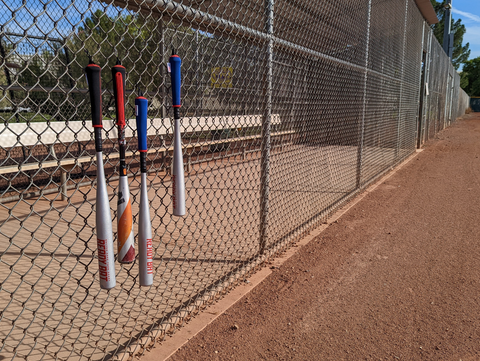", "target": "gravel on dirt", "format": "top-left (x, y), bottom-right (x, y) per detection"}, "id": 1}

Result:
top-left (168, 113), bottom-right (480, 361)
